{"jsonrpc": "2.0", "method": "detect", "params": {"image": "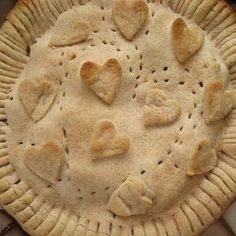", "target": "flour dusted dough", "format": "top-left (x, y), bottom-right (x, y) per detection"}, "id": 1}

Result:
top-left (0, 0), bottom-right (236, 235)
